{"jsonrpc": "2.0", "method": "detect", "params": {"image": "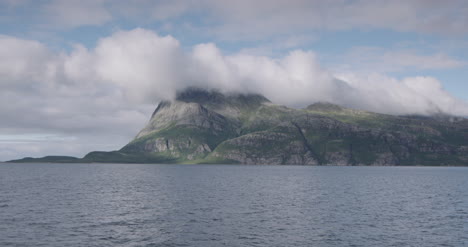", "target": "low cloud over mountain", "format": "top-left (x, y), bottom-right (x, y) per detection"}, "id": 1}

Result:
top-left (1, 28), bottom-right (467, 160)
